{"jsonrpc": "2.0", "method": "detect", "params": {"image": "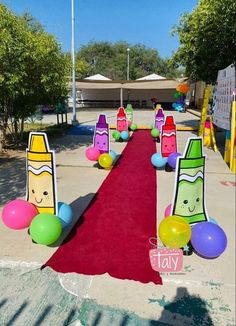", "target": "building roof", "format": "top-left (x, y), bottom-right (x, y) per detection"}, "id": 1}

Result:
top-left (84, 74), bottom-right (111, 80)
top-left (136, 73), bottom-right (166, 80)
top-left (69, 79), bottom-right (179, 90)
